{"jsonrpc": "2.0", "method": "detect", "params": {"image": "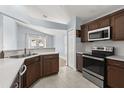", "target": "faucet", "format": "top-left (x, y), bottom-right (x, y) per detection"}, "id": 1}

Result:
top-left (24, 48), bottom-right (27, 55)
